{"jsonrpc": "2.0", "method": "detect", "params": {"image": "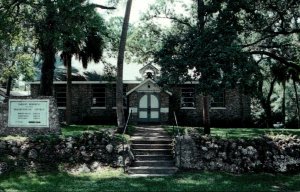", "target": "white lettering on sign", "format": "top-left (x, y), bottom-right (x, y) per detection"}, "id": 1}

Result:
top-left (8, 99), bottom-right (49, 128)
